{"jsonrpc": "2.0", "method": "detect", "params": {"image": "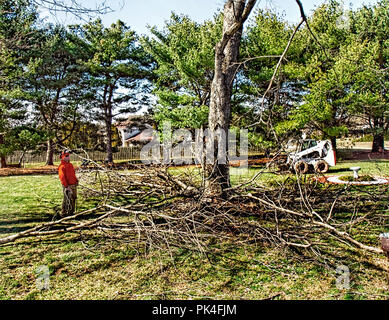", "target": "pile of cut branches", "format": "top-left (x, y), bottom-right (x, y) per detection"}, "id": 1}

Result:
top-left (1, 164), bottom-right (388, 268)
